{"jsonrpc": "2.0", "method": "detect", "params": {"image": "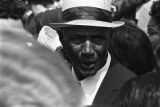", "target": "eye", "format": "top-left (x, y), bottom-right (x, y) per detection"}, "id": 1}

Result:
top-left (91, 35), bottom-right (106, 44)
top-left (69, 35), bottom-right (85, 44)
top-left (70, 39), bottom-right (84, 44)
